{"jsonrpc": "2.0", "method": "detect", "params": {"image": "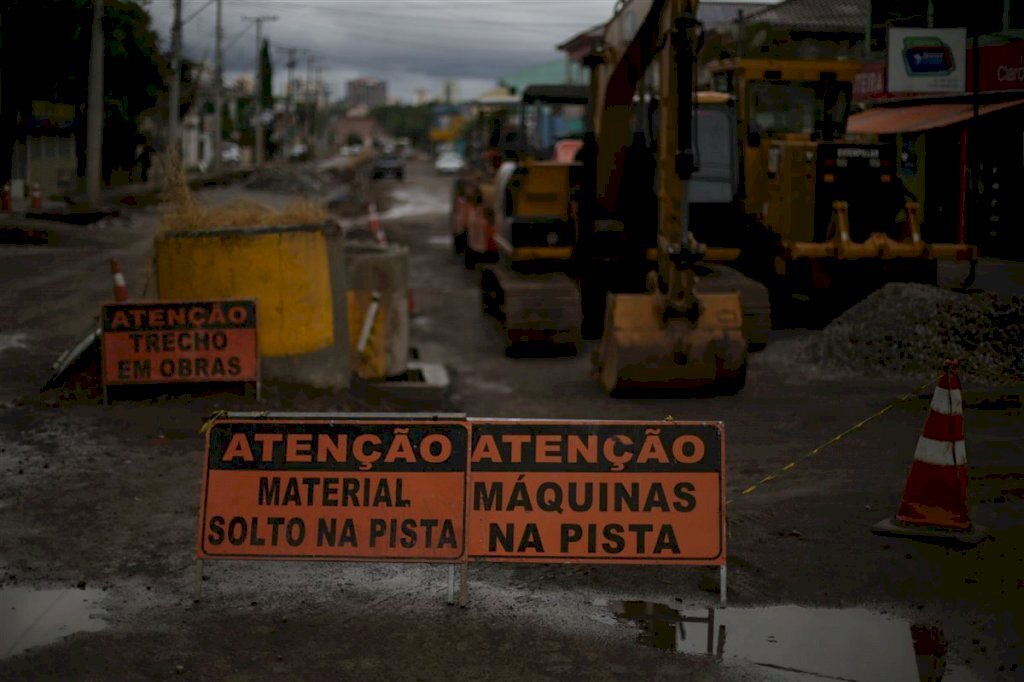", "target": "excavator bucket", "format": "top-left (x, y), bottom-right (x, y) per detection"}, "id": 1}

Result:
top-left (594, 291), bottom-right (748, 395)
